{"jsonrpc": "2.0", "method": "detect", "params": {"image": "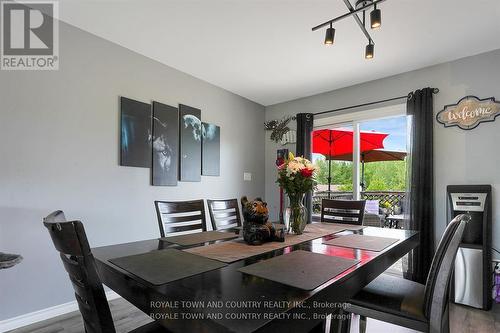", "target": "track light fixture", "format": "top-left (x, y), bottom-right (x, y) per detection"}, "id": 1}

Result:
top-left (324, 23), bottom-right (335, 45)
top-left (365, 42), bottom-right (374, 59)
top-left (312, 0), bottom-right (388, 59)
top-left (370, 4), bottom-right (381, 28)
